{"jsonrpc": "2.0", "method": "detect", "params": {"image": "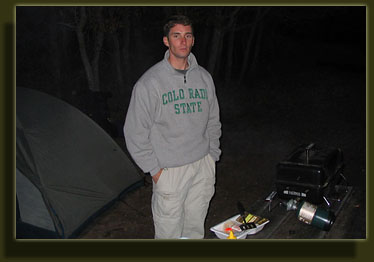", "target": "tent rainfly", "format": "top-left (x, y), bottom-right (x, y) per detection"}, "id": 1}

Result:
top-left (16, 87), bottom-right (143, 238)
